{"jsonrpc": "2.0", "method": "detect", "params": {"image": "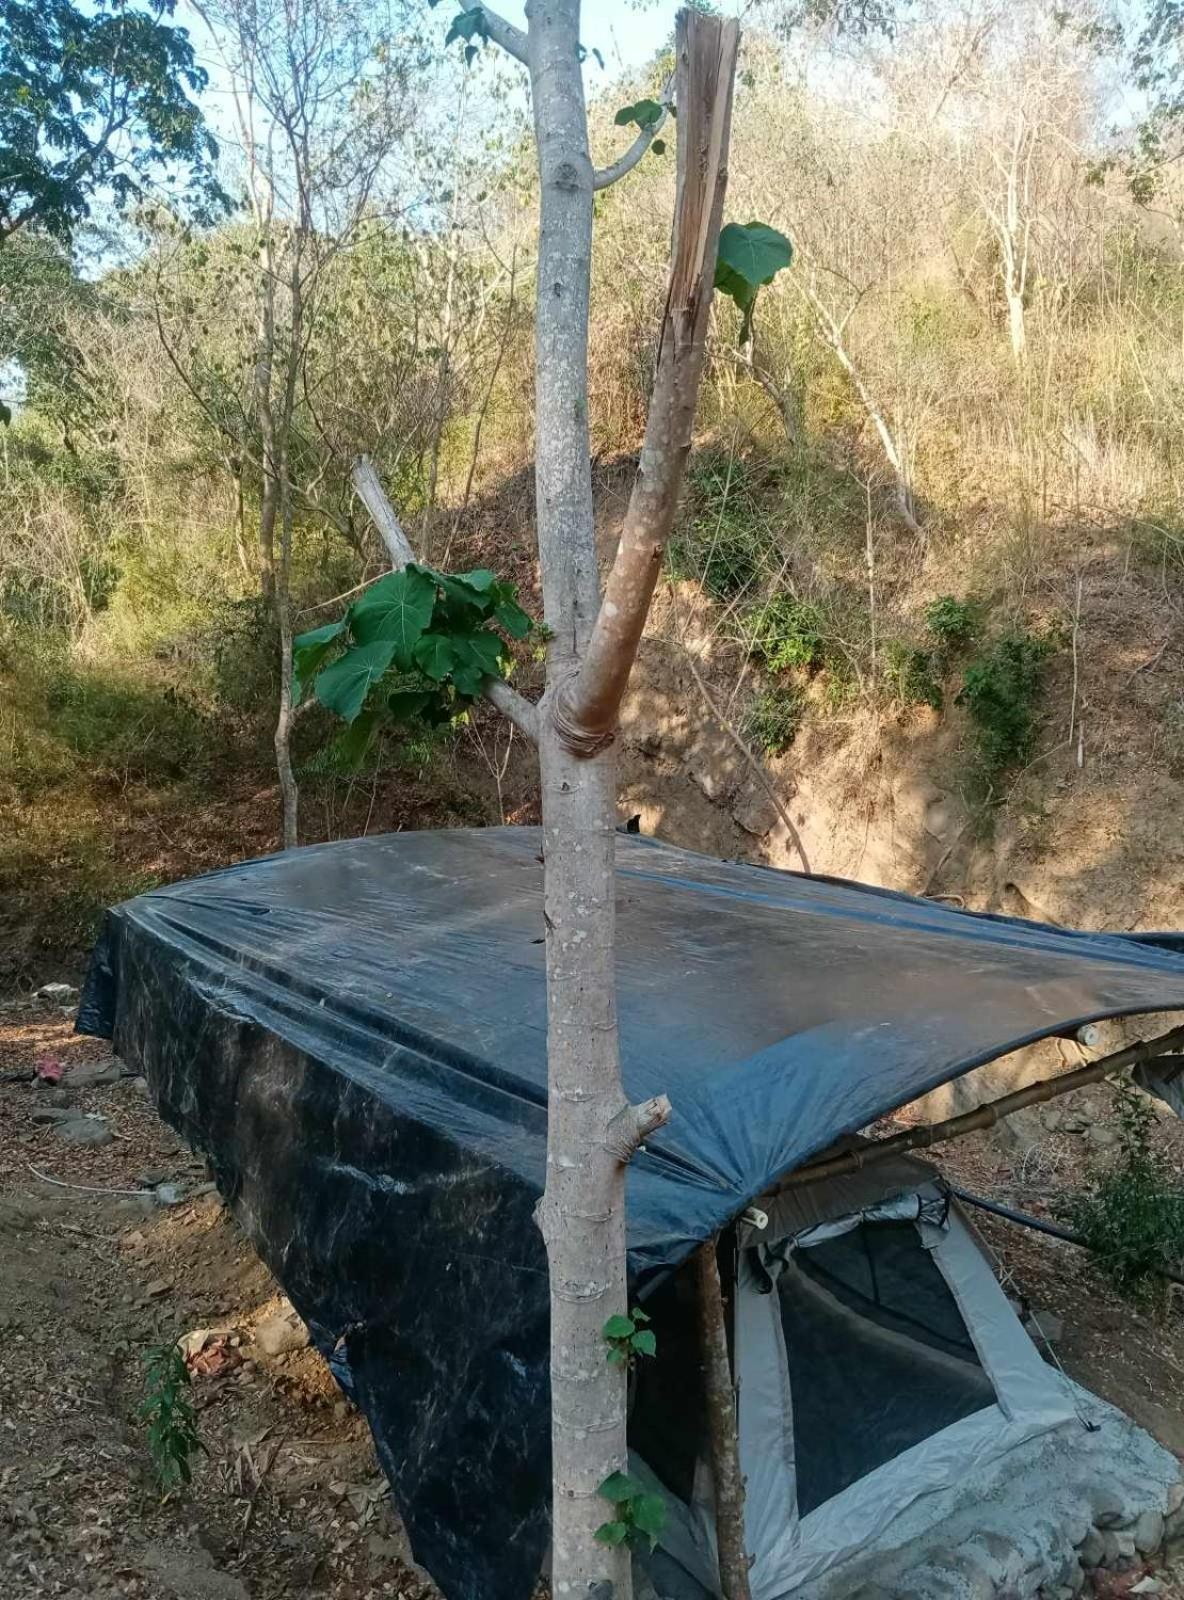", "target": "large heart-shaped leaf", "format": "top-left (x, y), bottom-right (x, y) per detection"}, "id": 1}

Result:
top-left (315, 638), bottom-right (398, 723)
top-left (291, 620), bottom-right (344, 706)
top-left (714, 221), bottom-right (793, 344)
top-left (413, 632), bottom-right (458, 682)
top-left (448, 630), bottom-right (505, 697)
top-left (349, 568), bottom-right (437, 665)
top-left (715, 221), bottom-right (793, 290)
